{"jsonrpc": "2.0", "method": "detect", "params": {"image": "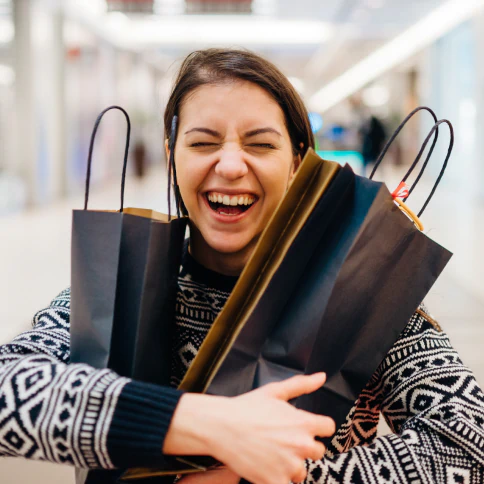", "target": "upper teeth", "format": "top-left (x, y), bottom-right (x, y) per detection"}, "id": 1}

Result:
top-left (207, 192), bottom-right (256, 206)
